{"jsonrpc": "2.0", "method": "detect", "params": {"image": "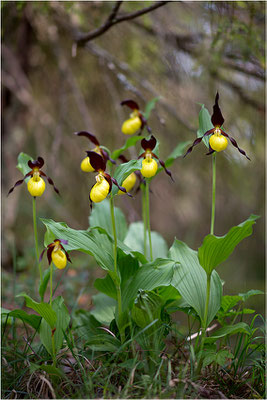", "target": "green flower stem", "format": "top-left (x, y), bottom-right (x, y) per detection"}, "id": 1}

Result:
top-left (32, 197), bottom-right (43, 285)
top-left (142, 185), bottom-right (147, 258)
top-left (146, 180), bottom-right (153, 261)
top-left (109, 195), bottom-right (125, 343)
top-left (210, 152), bottom-right (217, 235)
top-left (50, 263), bottom-right (53, 306)
top-left (51, 330), bottom-right (57, 367)
top-left (196, 272), bottom-right (211, 375)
